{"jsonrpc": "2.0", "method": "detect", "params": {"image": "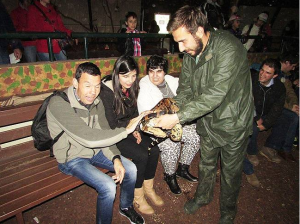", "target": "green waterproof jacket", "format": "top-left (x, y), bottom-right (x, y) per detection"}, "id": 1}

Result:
top-left (175, 30), bottom-right (254, 148)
